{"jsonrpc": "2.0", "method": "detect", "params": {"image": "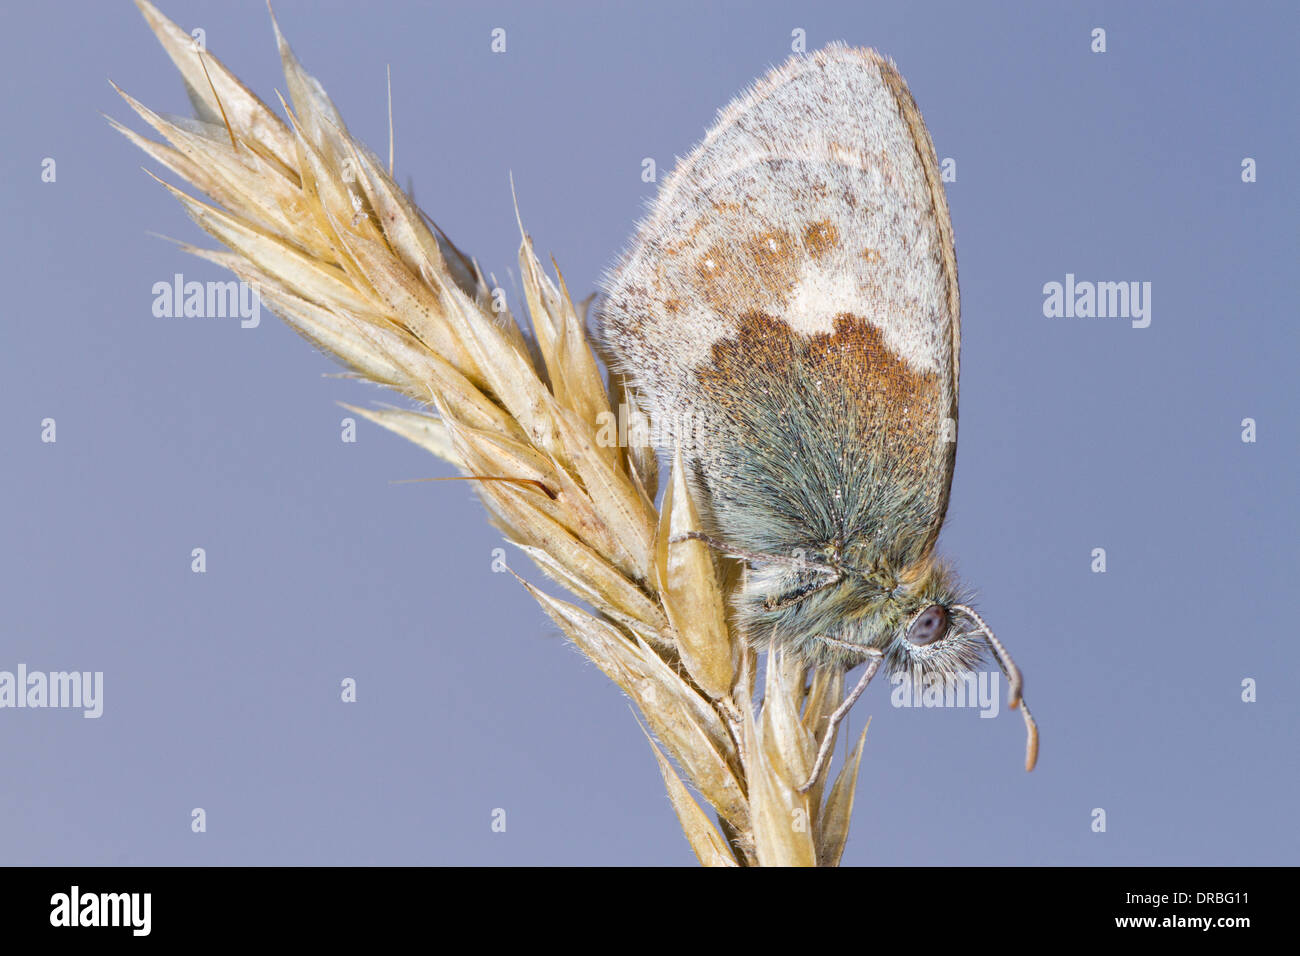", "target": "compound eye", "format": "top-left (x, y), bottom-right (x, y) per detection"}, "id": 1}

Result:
top-left (907, 605), bottom-right (948, 646)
